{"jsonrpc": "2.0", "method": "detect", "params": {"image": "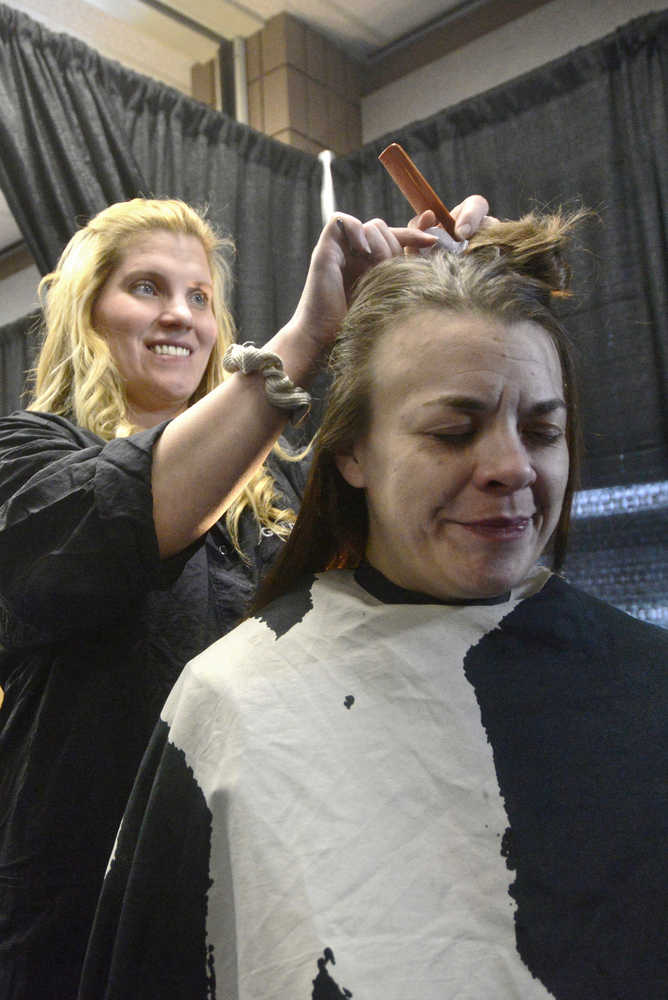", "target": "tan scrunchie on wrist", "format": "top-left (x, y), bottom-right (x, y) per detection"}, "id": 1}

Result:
top-left (223, 342), bottom-right (312, 425)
